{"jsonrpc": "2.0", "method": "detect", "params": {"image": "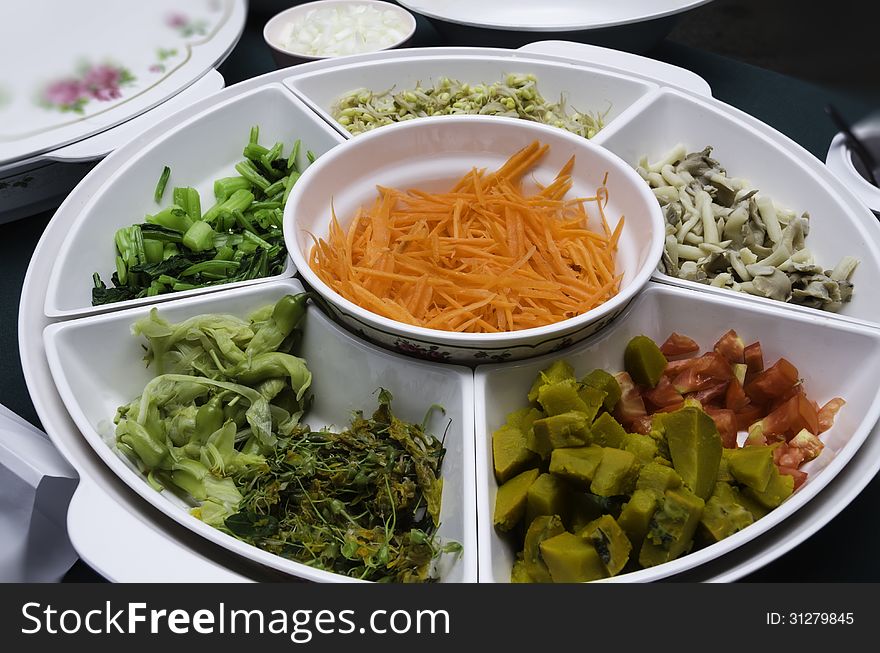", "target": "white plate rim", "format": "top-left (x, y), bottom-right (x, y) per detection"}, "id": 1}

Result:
top-left (397, 0), bottom-right (715, 33)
